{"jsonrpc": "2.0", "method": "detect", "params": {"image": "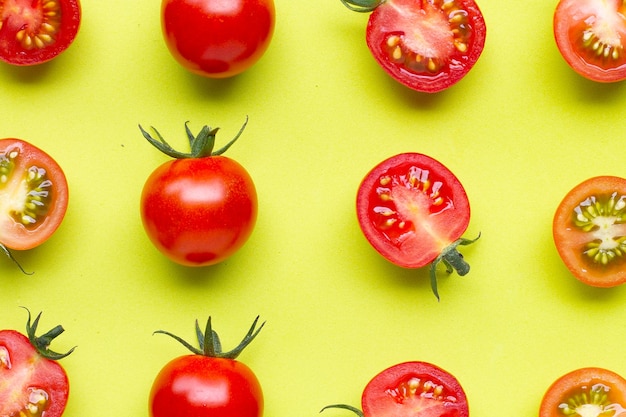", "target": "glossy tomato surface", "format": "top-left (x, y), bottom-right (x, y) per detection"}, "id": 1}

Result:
top-left (356, 153), bottom-right (470, 268)
top-left (0, 0), bottom-right (81, 65)
top-left (362, 362), bottom-right (469, 417)
top-left (361, 0), bottom-right (486, 93)
top-left (0, 330), bottom-right (69, 417)
top-left (0, 138), bottom-right (69, 251)
top-left (539, 367), bottom-right (626, 417)
top-left (150, 355), bottom-right (263, 417)
top-left (161, 0), bottom-right (275, 78)
top-left (553, 176), bottom-right (626, 287)
top-left (140, 155), bottom-right (257, 266)
top-left (554, 0), bottom-right (626, 82)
